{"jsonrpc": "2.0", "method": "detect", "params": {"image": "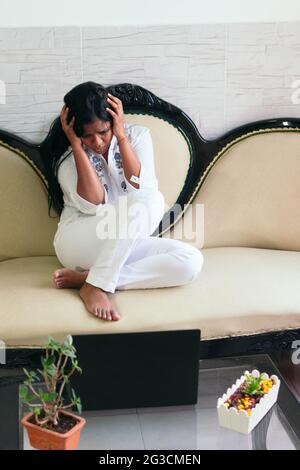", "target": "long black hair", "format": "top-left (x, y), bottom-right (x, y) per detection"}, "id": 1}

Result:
top-left (40, 81), bottom-right (113, 216)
